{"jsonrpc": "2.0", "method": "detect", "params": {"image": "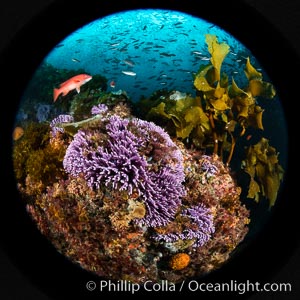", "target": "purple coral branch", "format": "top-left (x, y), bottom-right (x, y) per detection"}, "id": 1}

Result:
top-left (91, 104), bottom-right (108, 115)
top-left (153, 204), bottom-right (215, 247)
top-left (50, 114), bottom-right (74, 137)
